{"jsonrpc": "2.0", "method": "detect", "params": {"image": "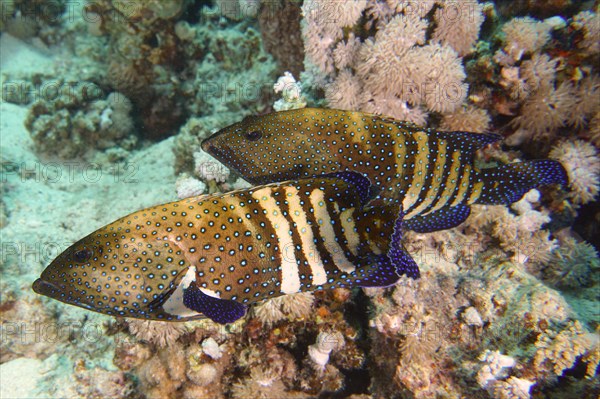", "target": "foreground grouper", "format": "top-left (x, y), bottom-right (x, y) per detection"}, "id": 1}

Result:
top-left (203, 108), bottom-right (568, 233)
top-left (33, 172), bottom-right (417, 324)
